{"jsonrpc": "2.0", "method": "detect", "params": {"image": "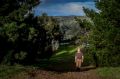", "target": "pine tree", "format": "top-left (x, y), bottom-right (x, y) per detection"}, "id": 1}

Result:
top-left (0, 0), bottom-right (60, 64)
top-left (0, 0), bottom-right (41, 64)
top-left (83, 0), bottom-right (120, 66)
